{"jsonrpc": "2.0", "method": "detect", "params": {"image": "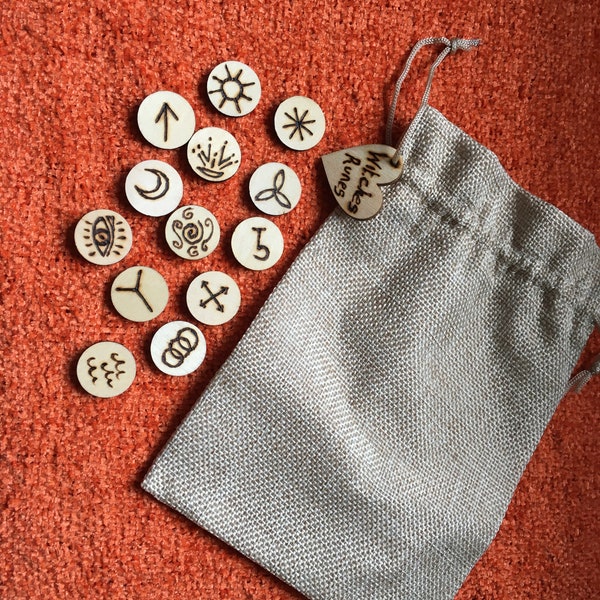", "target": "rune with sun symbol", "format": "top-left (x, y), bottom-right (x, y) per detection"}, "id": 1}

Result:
top-left (282, 106), bottom-right (316, 141)
top-left (207, 61), bottom-right (260, 116)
